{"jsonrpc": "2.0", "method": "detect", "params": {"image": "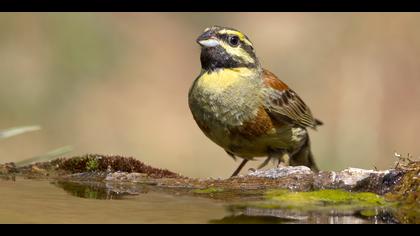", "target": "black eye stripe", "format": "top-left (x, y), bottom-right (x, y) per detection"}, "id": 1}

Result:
top-left (217, 33), bottom-right (242, 45)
